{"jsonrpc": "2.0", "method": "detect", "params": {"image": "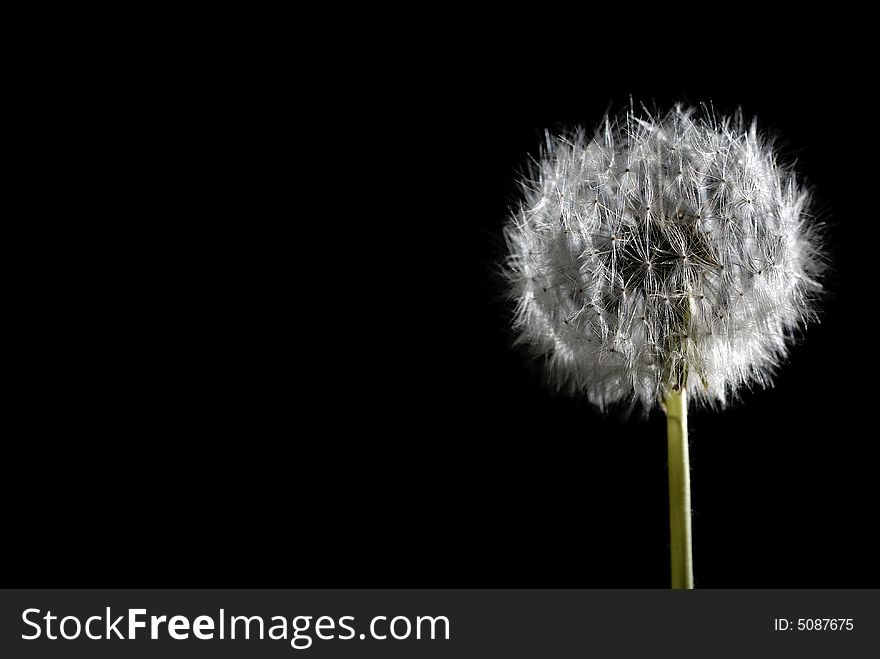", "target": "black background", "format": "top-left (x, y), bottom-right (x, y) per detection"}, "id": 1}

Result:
top-left (8, 21), bottom-right (877, 589)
